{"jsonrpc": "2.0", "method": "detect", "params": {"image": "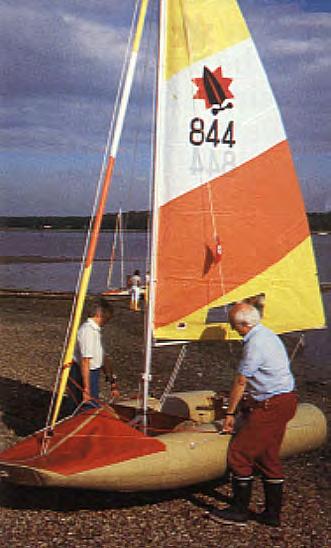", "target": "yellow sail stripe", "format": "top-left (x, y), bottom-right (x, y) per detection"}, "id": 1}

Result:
top-left (154, 237), bottom-right (325, 340)
top-left (50, 264), bottom-right (92, 427)
top-left (165, 0), bottom-right (250, 80)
